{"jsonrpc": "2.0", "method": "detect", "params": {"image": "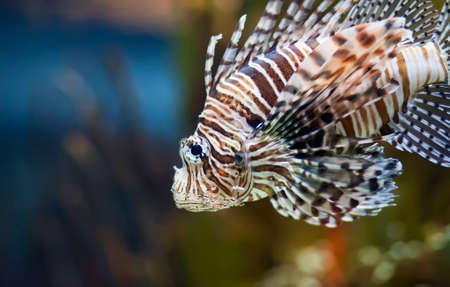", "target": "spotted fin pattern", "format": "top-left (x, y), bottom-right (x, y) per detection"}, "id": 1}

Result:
top-left (344, 0), bottom-right (439, 43)
top-left (268, 145), bottom-right (402, 227)
top-left (173, 0), bottom-right (448, 228)
top-left (247, 20), bottom-right (408, 225)
top-left (204, 0), bottom-right (442, 101)
top-left (264, 18), bottom-right (410, 144)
